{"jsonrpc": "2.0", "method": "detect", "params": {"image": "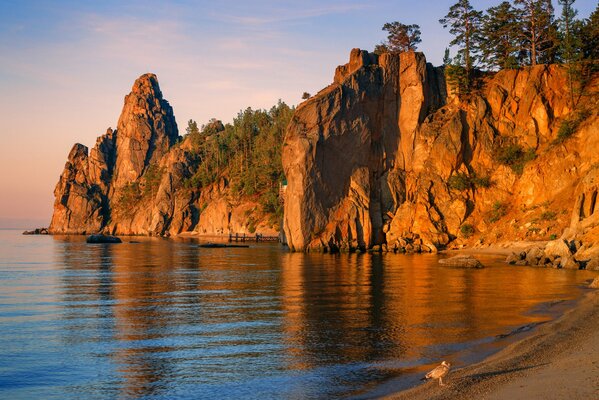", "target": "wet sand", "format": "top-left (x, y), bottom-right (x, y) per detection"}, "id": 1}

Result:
top-left (386, 286), bottom-right (599, 400)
